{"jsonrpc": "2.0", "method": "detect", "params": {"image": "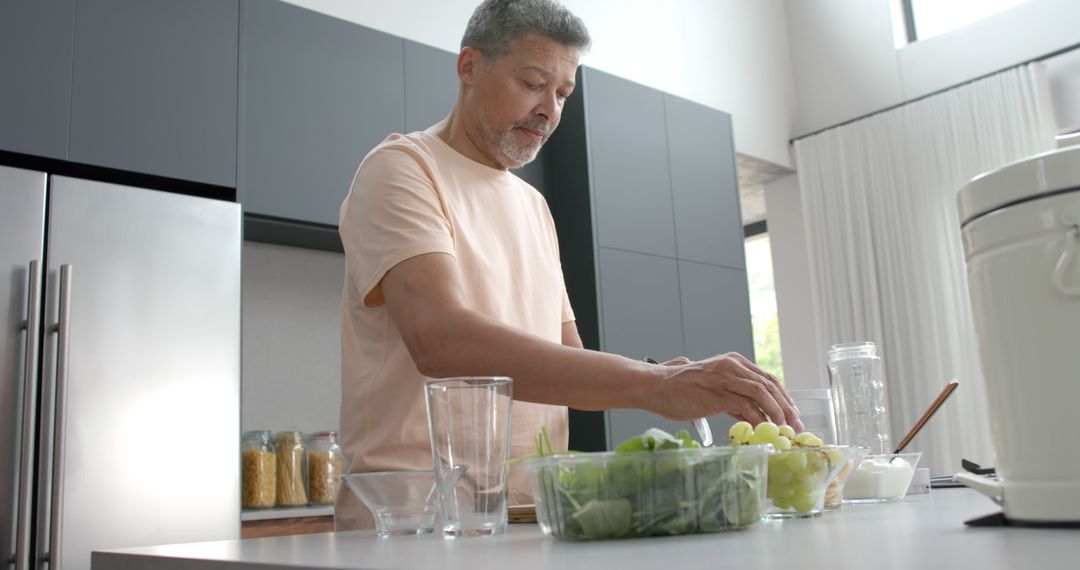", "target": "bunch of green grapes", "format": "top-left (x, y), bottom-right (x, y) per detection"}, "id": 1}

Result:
top-left (728, 421), bottom-right (843, 513)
